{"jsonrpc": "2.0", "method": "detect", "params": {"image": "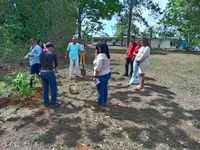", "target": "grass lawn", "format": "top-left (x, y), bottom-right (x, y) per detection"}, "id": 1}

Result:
top-left (0, 48), bottom-right (200, 150)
